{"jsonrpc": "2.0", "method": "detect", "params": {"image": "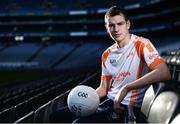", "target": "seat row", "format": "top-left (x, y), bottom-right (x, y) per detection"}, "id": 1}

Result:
top-left (0, 71), bottom-right (95, 123)
top-left (13, 71), bottom-right (100, 123)
top-left (162, 49), bottom-right (180, 91)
